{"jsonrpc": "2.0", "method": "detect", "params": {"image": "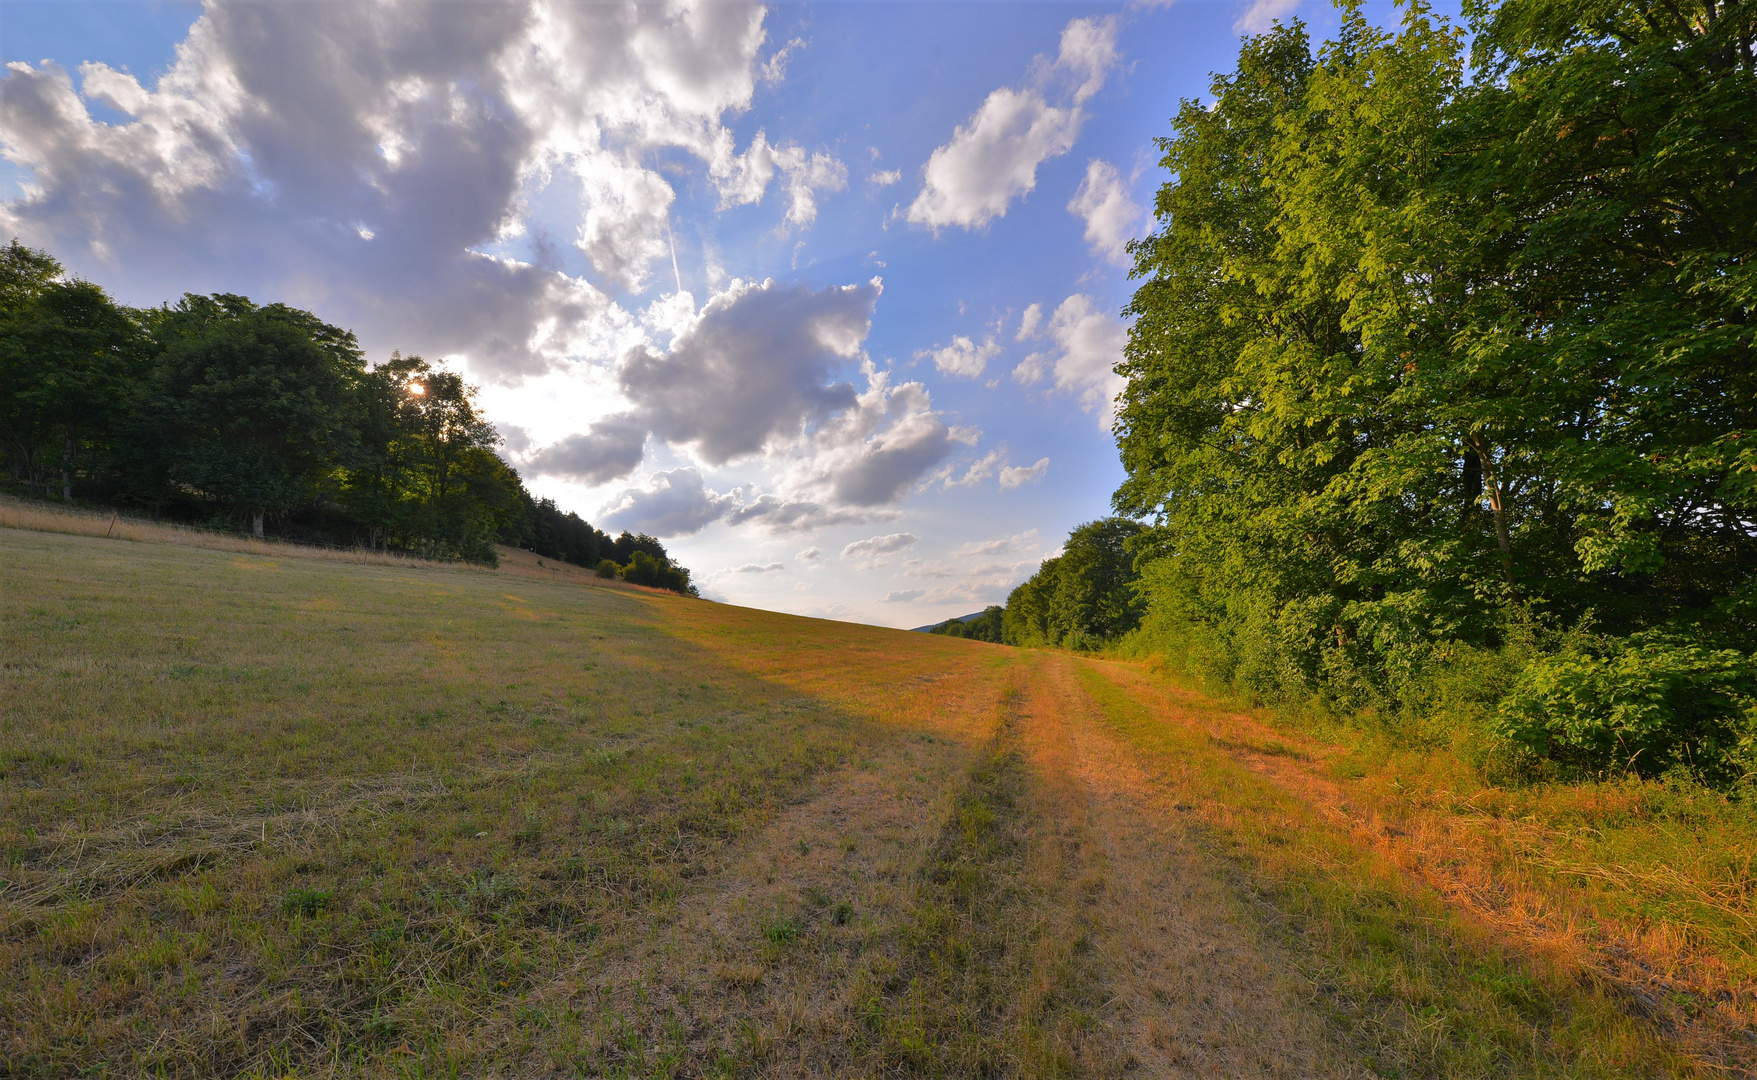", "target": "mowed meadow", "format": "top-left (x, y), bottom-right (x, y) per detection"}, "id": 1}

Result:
top-left (3, 518), bottom-right (1754, 1078)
